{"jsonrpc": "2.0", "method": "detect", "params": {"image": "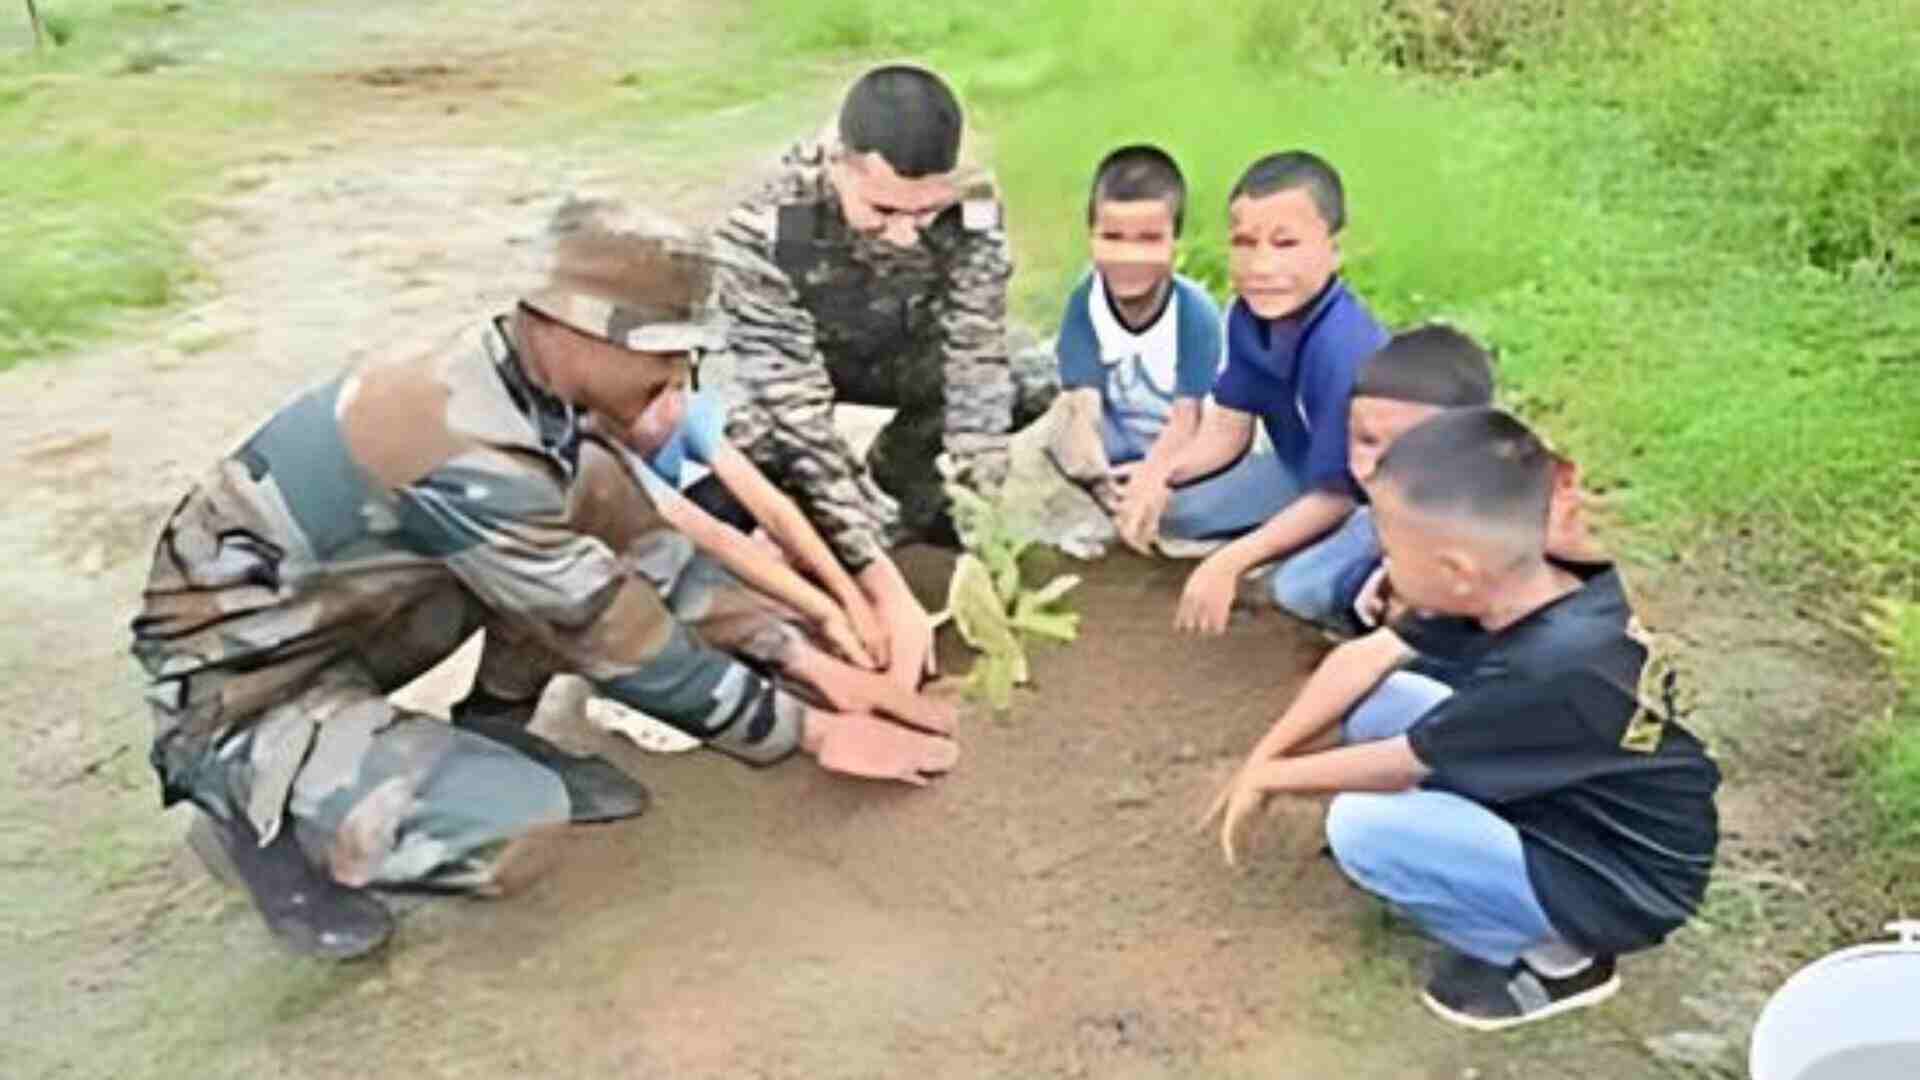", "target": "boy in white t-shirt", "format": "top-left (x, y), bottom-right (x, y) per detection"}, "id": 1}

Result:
top-left (1048, 145), bottom-right (1292, 551)
top-left (617, 385), bottom-right (887, 675)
